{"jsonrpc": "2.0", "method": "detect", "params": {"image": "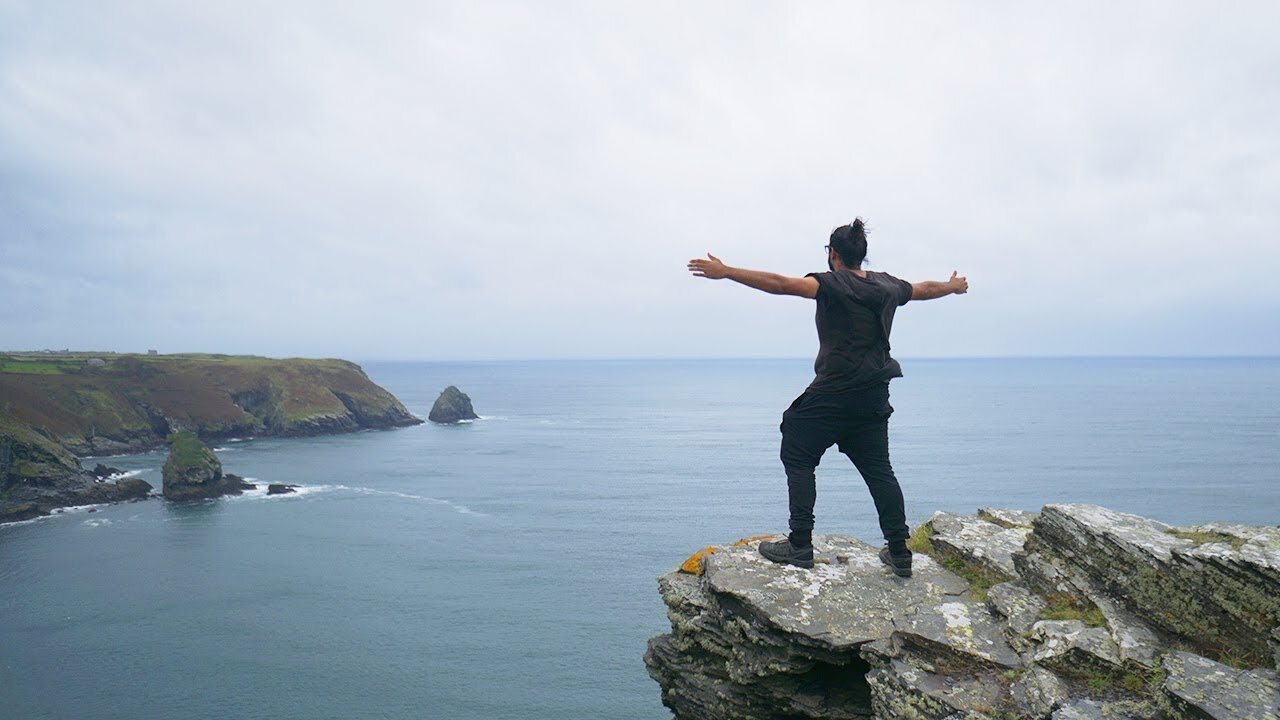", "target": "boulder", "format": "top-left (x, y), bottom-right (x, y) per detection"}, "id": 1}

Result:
top-left (91, 463), bottom-right (123, 479)
top-left (923, 511), bottom-right (1030, 579)
top-left (987, 581), bottom-right (1046, 637)
top-left (1157, 651), bottom-right (1278, 720)
top-left (428, 386), bottom-right (478, 424)
top-left (1027, 620), bottom-right (1123, 674)
top-left (1010, 666), bottom-right (1070, 719)
top-left (111, 477), bottom-right (153, 500)
top-left (1020, 504), bottom-right (1280, 664)
top-left (266, 484), bottom-right (297, 495)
